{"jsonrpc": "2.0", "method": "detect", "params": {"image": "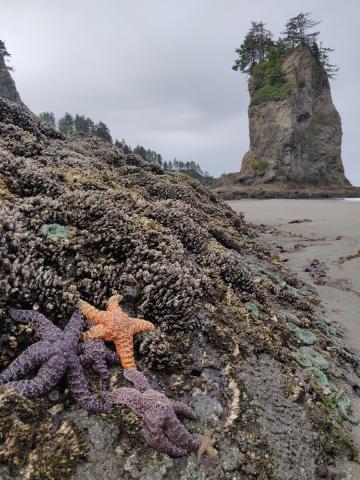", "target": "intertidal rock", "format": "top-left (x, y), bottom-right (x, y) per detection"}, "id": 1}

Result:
top-left (0, 94), bottom-right (357, 479)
